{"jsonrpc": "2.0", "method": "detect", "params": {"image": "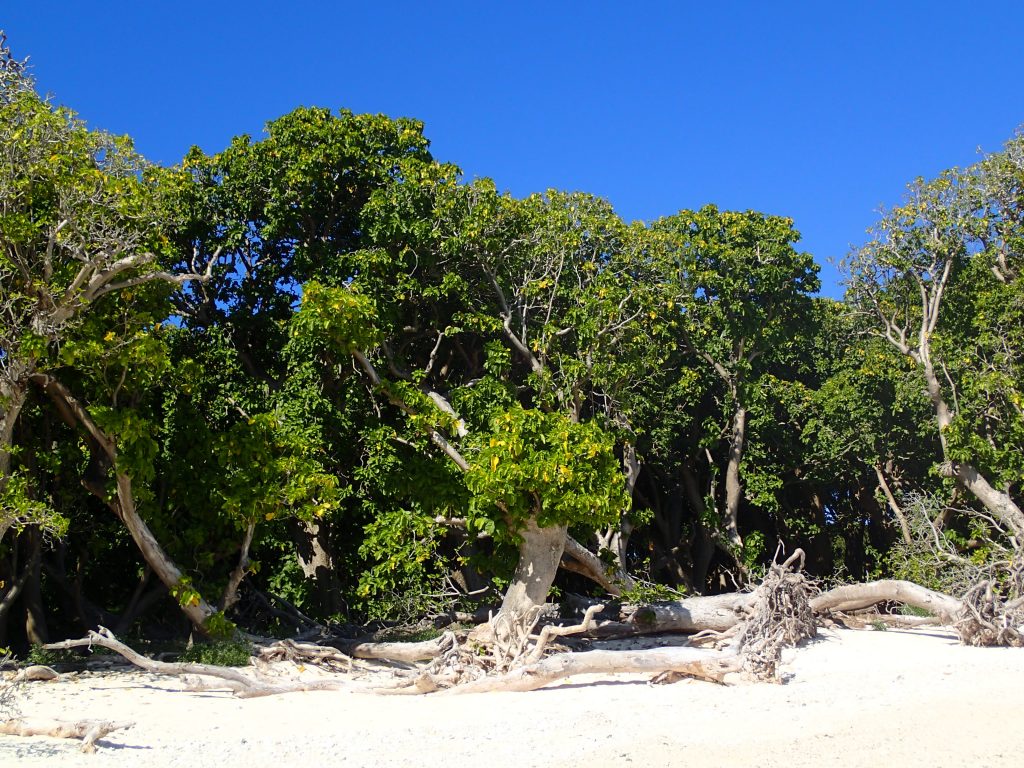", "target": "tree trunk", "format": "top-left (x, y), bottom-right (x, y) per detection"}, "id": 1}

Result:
top-left (722, 405), bottom-right (747, 551)
top-left (112, 472), bottom-right (216, 630)
top-left (561, 534), bottom-right (634, 596)
top-left (295, 519), bottom-right (342, 616)
top-left (810, 579), bottom-right (963, 624)
top-left (220, 521), bottom-right (256, 612)
top-left (613, 444), bottom-right (641, 568)
top-left (0, 536), bottom-right (39, 629)
top-left (22, 528), bottom-right (48, 644)
top-left (598, 446), bottom-right (641, 574)
top-left (499, 519), bottom-right (567, 616)
top-left (681, 461), bottom-right (714, 591)
top-left (0, 718), bottom-right (134, 753)
top-left (940, 461), bottom-right (1024, 542)
top-left (448, 646), bottom-right (740, 694)
top-left (874, 464), bottom-right (913, 545)
top-left (626, 593), bottom-right (754, 634)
